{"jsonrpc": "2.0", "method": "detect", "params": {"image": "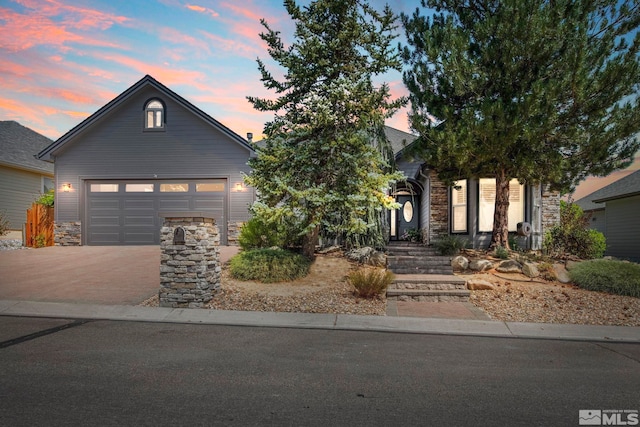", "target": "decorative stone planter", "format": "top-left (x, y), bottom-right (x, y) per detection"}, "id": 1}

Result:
top-left (158, 212), bottom-right (221, 308)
